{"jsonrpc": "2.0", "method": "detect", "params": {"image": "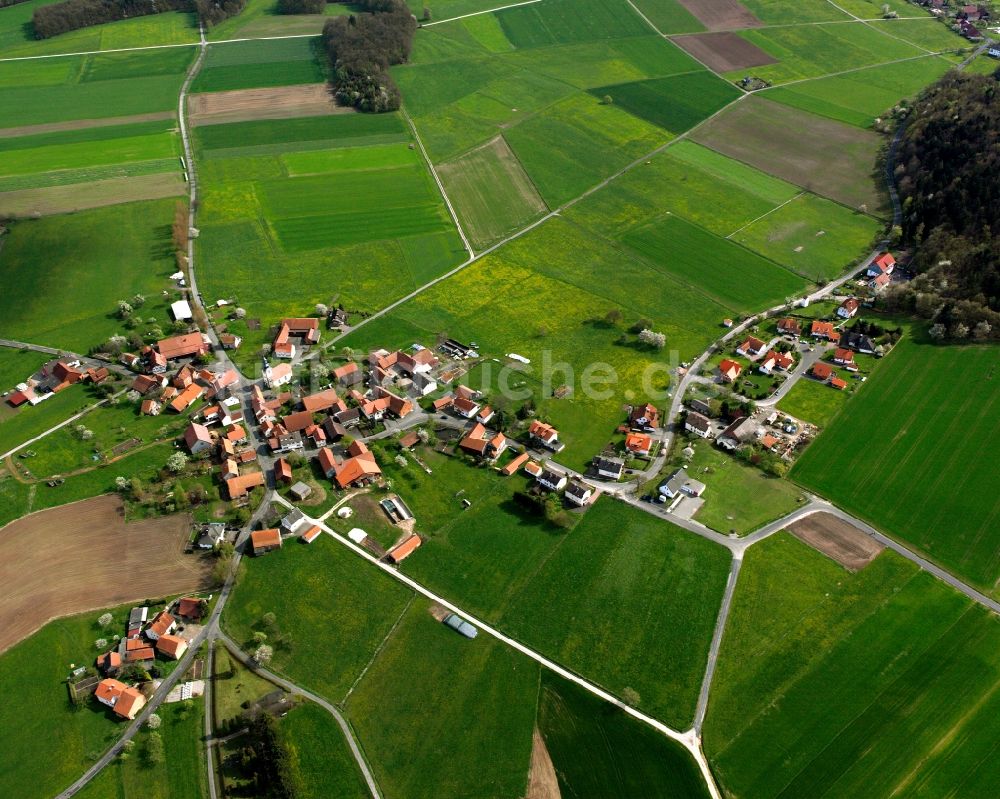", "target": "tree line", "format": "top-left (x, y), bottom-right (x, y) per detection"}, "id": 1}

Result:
top-left (232, 714), bottom-right (303, 799)
top-left (883, 69), bottom-right (1000, 340)
top-left (321, 0), bottom-right (417, 112)
top-left (277, 0), bottom-right (325, 13)
top-left (31, 0), bottom-right (246, 40)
